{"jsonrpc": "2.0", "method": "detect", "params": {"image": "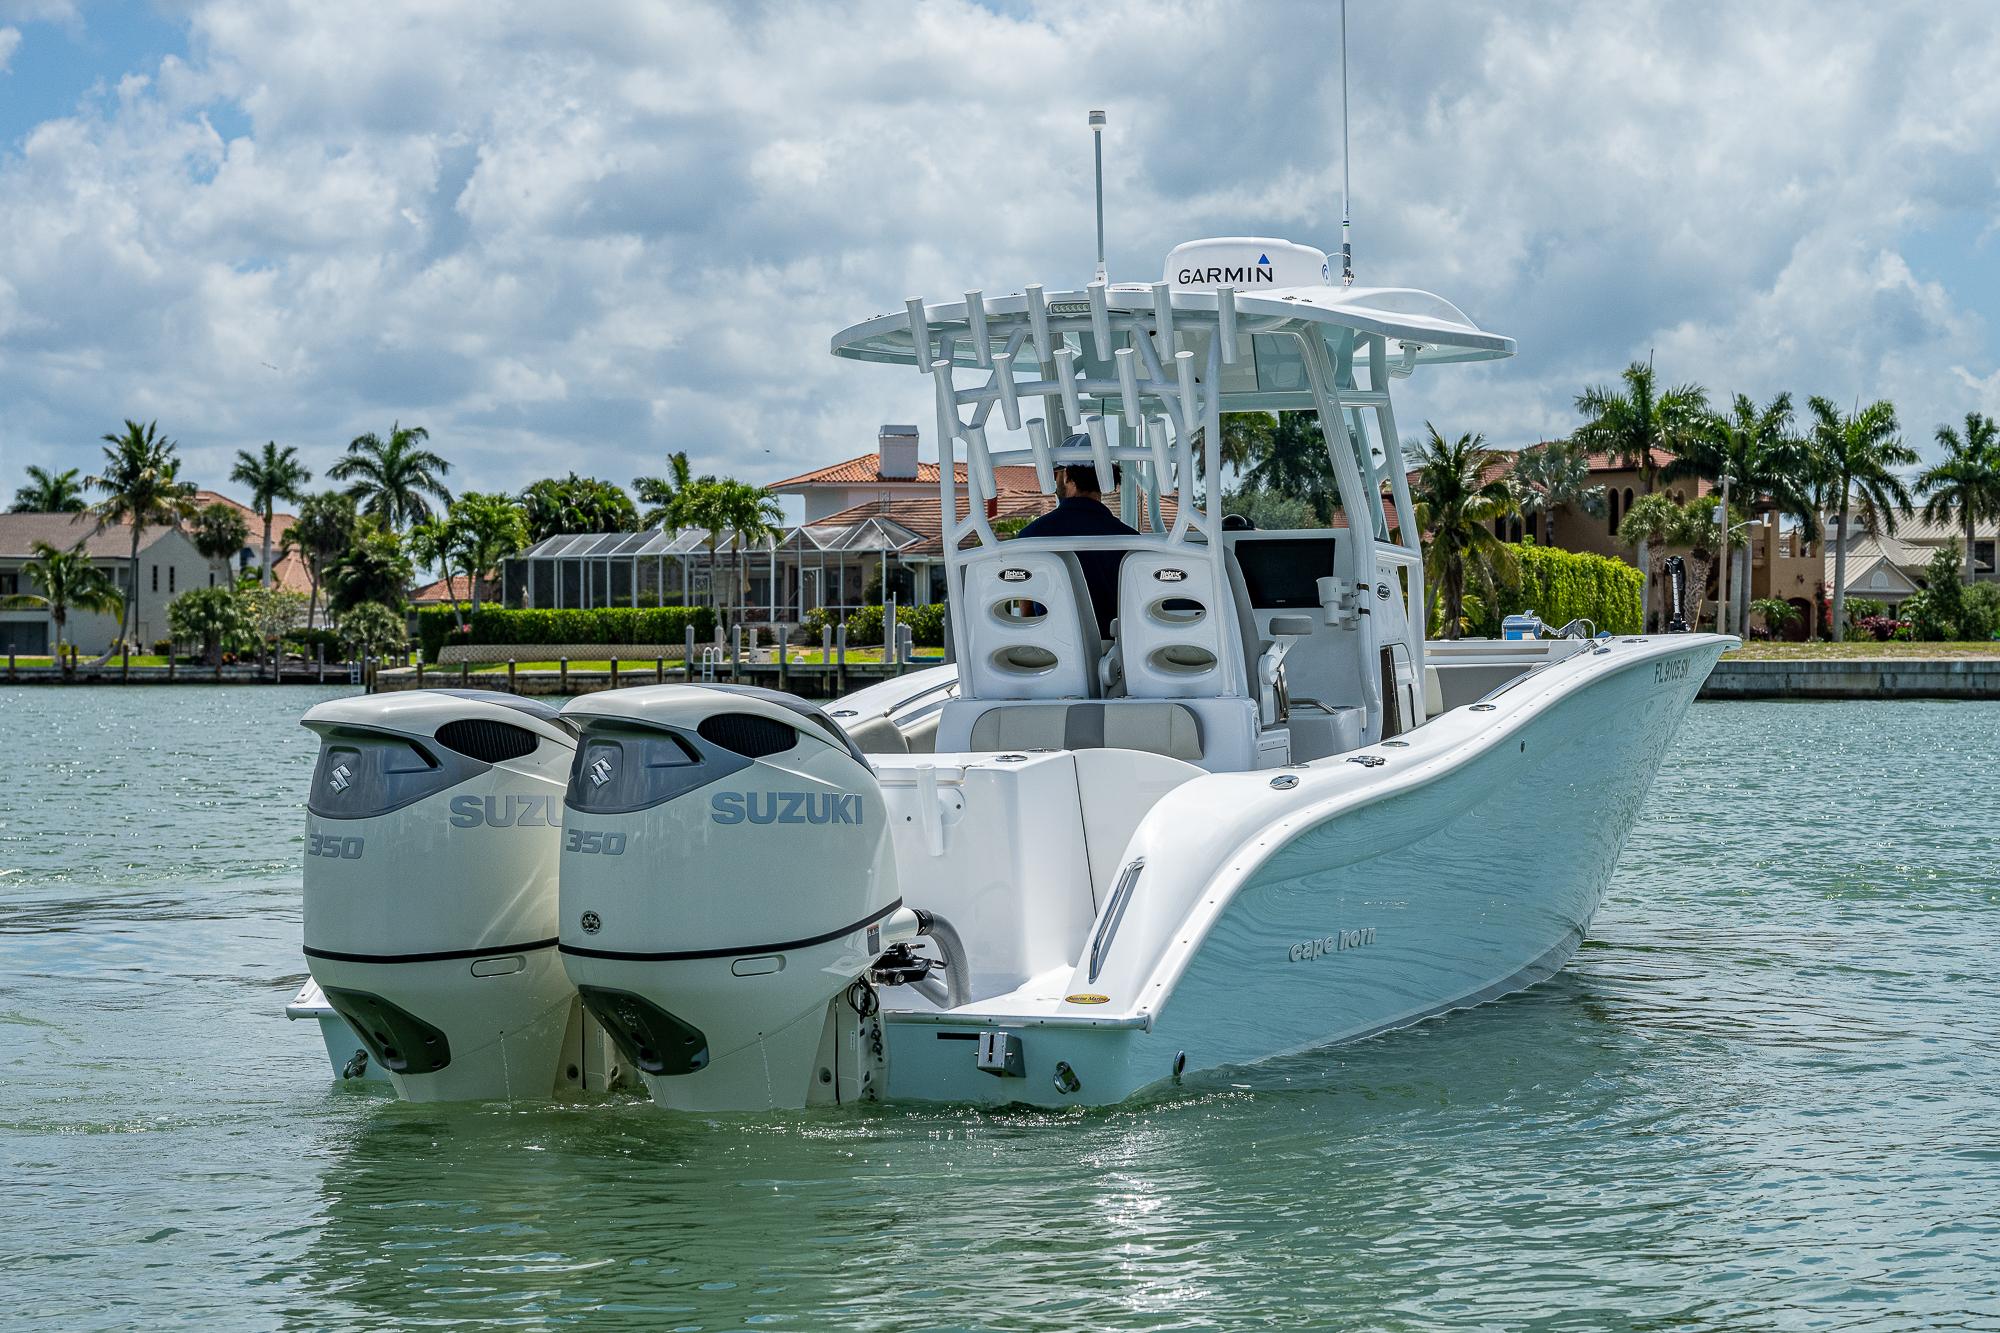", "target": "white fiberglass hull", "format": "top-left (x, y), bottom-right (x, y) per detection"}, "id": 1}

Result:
top-left (882, 635), bottom-right (1728, 1108)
